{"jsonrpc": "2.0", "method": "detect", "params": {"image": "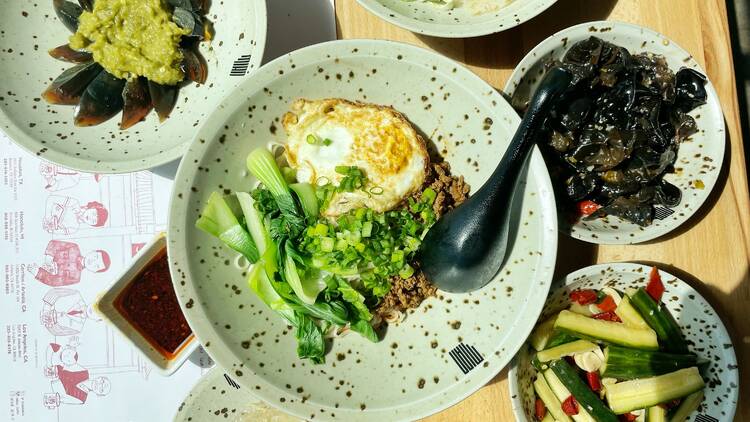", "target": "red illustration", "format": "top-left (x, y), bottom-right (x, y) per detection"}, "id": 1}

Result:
top-left (43, 341), bottom-right (112, 407)
top-left (39, 162), bottom-right (103, 192)
top-left (42, 195), bottom-right (109, 235)
top-left (40, 288), bottom-right (98, 336)
top-left (28, 240), bottom-right (111, 287)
